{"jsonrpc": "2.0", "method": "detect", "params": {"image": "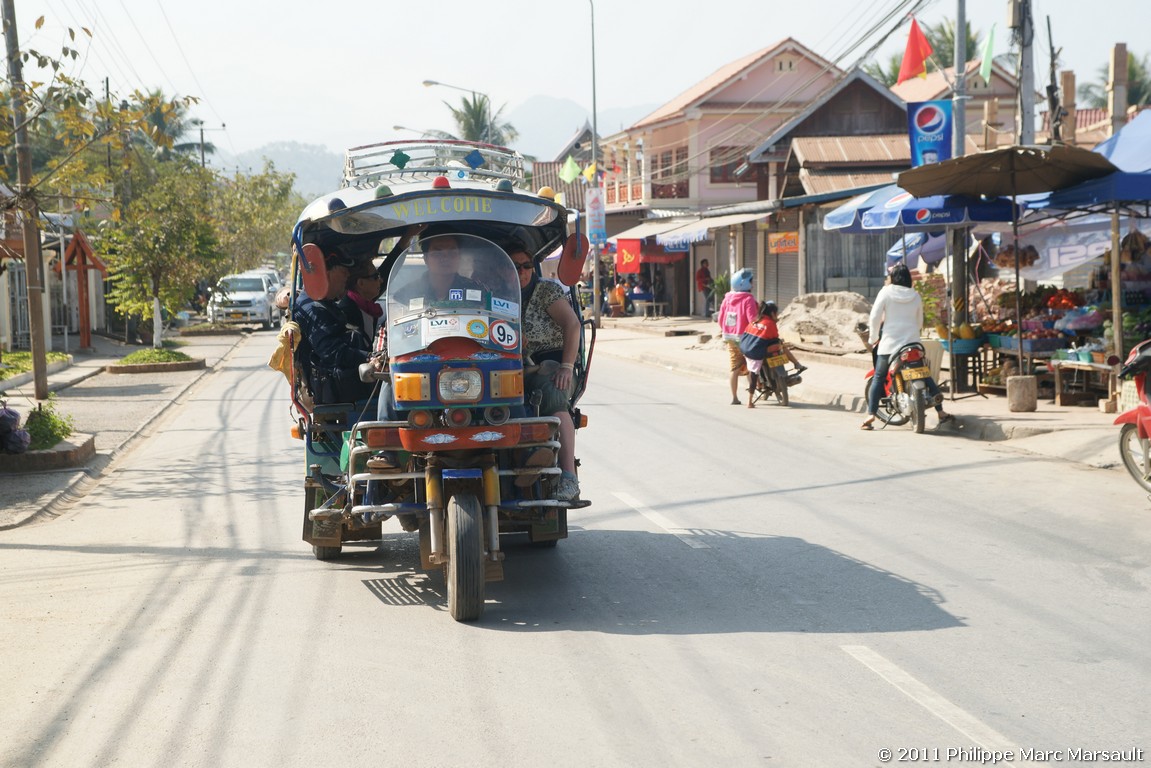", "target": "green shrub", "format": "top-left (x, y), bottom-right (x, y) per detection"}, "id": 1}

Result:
top-left (118, 349), bottom-right (193, 365)
top-left (24, 395), bottom-right (75, 450)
